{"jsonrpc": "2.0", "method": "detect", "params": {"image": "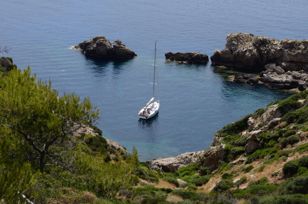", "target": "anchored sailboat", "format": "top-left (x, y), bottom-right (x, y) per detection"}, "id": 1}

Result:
top-left (138, 42), bottom-right (160, 120)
